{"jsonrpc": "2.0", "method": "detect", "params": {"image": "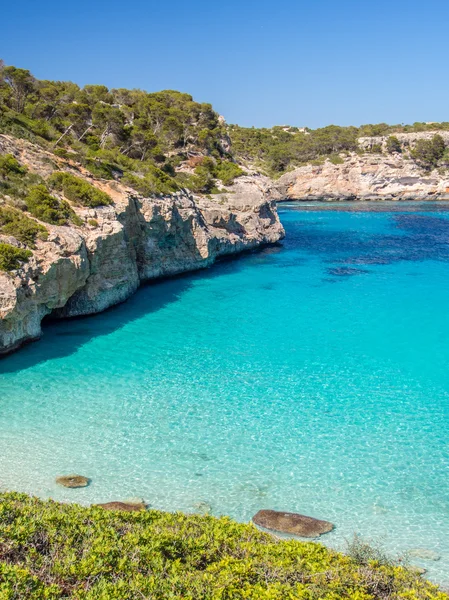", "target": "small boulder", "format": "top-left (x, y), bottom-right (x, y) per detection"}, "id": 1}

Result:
top-left (252, 509), bottom-right (334, 538)
top-left (95, 501), bottom-right (147, 512)
top-left (56, 474), bottom-right (90, 488)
